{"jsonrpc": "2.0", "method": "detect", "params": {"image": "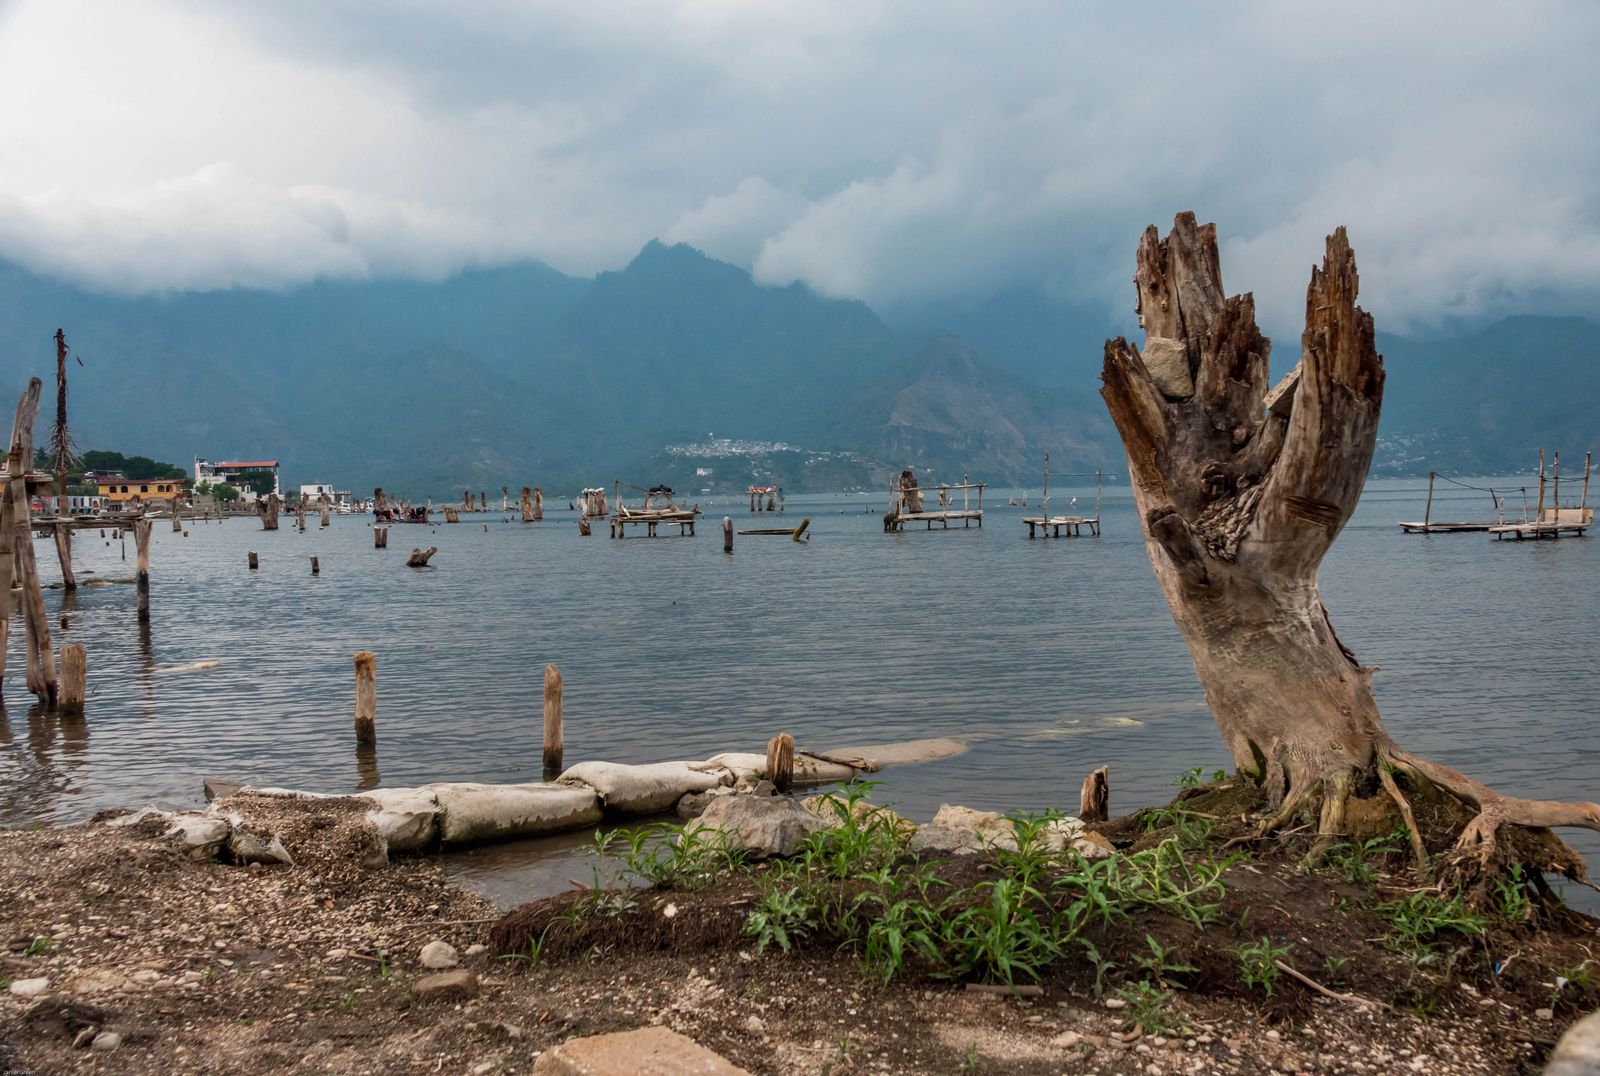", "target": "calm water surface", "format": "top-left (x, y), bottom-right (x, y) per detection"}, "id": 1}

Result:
top-left (2, 479), bottom-right (1594, 907)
